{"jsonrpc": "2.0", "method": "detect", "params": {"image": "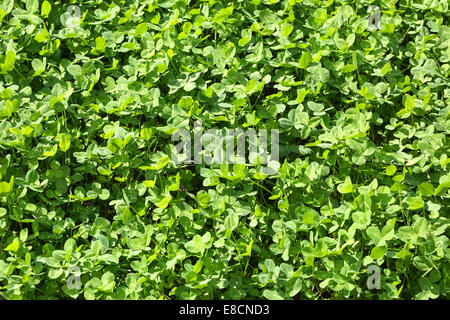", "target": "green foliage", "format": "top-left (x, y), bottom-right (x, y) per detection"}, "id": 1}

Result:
top-left (0, 0), bottom-right (448, 300)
